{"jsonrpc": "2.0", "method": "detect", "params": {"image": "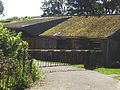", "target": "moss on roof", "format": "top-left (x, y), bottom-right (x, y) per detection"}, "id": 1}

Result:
top-left (4, 17), bottom-right (67, 28)
top-left (41, 15), bottom-right (120, 38)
